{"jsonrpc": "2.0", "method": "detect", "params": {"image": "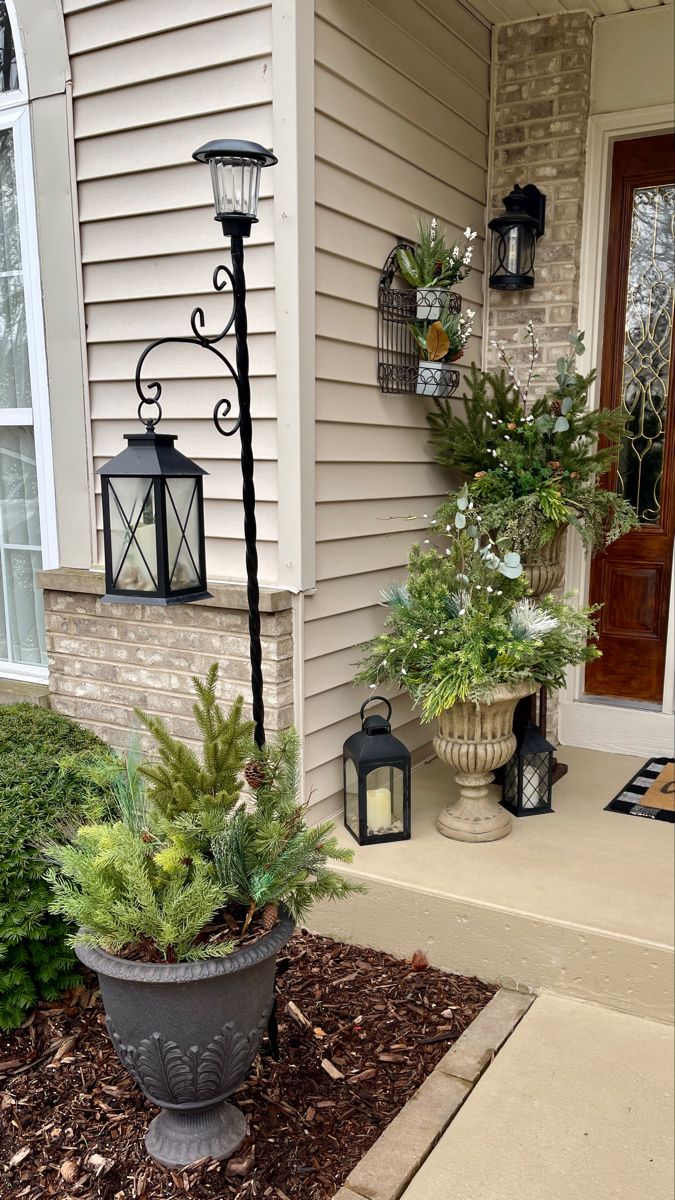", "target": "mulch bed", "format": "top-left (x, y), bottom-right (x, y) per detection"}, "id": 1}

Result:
top-left (0, 931), bottom-right (495, 1200)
